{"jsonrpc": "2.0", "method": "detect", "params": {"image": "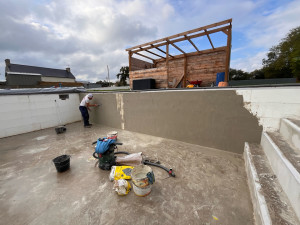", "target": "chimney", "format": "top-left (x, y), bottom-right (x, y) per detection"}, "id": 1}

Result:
top-left (66, 67), bottom-right (70, 73)
top-left (5, 59), bottom-right (10, 67)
